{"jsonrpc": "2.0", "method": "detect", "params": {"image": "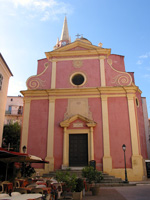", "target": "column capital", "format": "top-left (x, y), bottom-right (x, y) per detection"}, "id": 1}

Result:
top-left (101, 95), bottom-right (108, 101)
top-left (24, 98), bottom-right (31, 103)
top-left (51, 59), bottom-right (57, 63)
top-left (99, 56), bottom-right (106, 60)
top-left (126, 93), bottom-right (135, 100)
top-left (49, 97), bottom-right (55, 103)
